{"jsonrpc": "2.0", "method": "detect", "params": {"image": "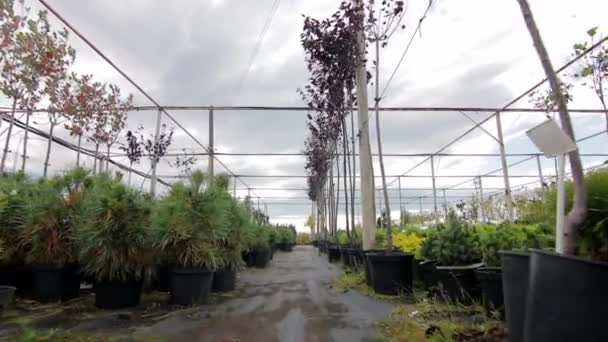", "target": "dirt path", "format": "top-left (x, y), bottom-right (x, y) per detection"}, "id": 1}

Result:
top-left (137, 245), bottom-right (391, 341)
